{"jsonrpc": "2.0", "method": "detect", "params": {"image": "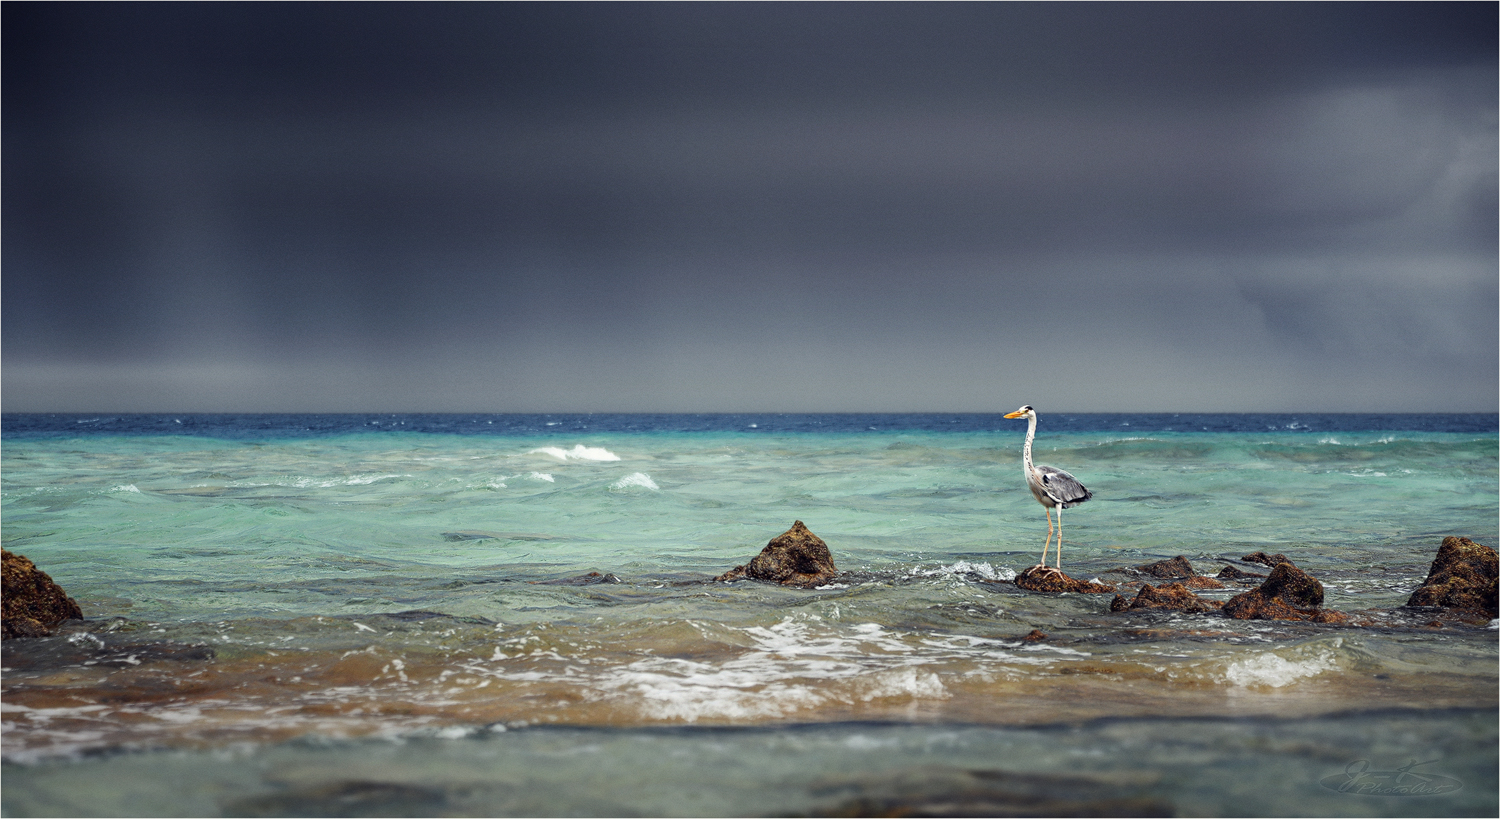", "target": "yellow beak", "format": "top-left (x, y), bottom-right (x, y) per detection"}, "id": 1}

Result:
top-left (1003, 410), bottom-right (1026, 419)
